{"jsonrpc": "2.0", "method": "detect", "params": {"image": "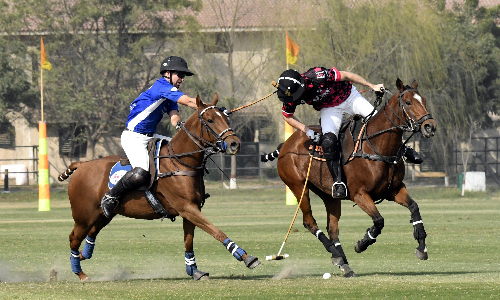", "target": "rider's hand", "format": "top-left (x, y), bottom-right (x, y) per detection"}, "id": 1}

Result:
top-left (175, 121), bottom-right (184, 130)
top-left (372, 84), bottom-right (385, 93)
top-left (306, 129), bottom-right (320, 143)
